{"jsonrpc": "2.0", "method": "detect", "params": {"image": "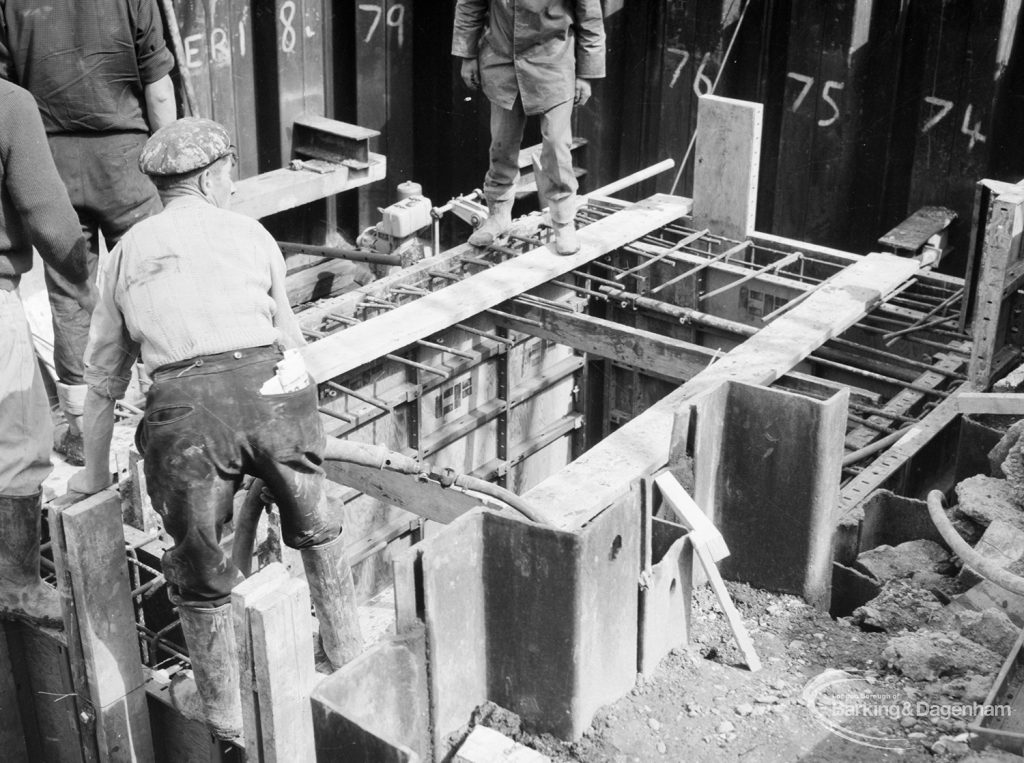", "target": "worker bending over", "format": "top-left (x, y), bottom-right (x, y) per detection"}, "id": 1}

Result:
top-left (69, 118), bottom-right (362, 740)
top-left (453, 0), bottom-right (605, 254)
top-left (0, 79), bottom-right (90, 628)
